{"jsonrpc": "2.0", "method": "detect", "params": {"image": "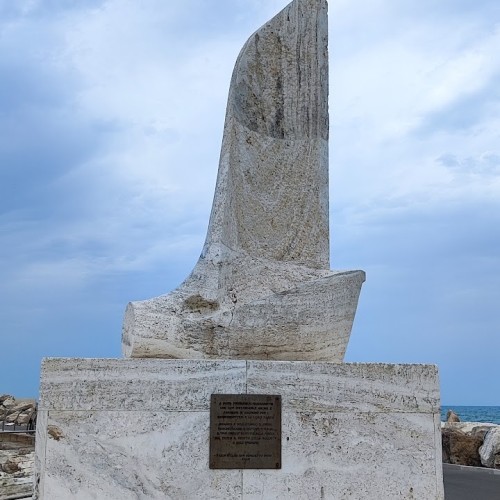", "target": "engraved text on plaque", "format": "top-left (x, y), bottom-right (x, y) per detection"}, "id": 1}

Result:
top-left (209, 394), bottom-right (281, 469)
